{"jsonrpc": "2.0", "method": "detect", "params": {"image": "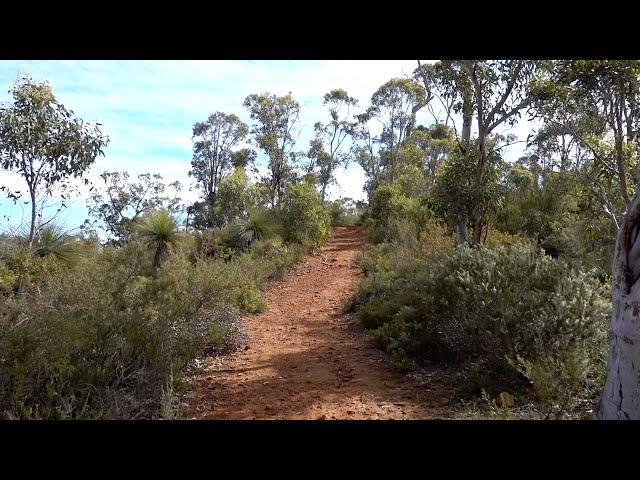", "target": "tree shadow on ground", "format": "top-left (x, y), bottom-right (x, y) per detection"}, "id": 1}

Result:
top-left (189, 319), bottom-right (454, 419)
